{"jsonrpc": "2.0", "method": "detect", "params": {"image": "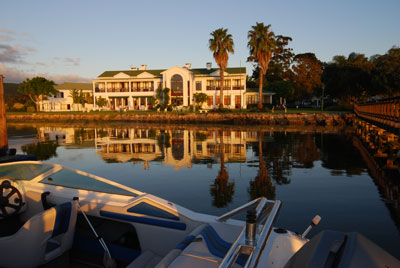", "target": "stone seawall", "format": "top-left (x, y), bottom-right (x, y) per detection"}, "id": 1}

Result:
top-left (6, 112), bottom-right (354, 126)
